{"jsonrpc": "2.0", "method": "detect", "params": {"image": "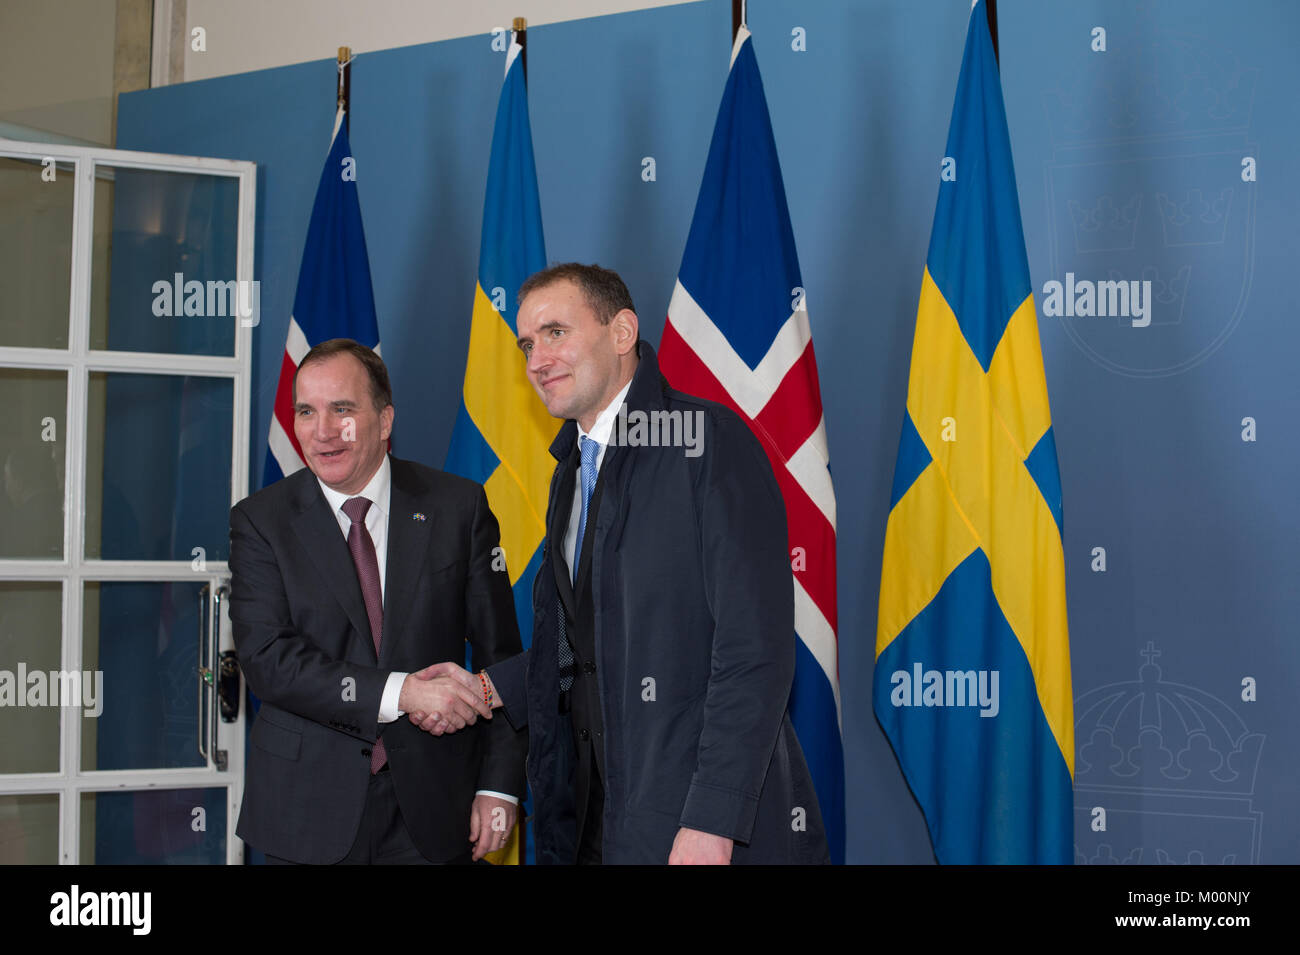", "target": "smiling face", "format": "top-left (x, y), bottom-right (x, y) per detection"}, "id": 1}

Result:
top-left (292, 352), bottom-right (394, 495)
top-left (516, 278), bottom-right (638, 432)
